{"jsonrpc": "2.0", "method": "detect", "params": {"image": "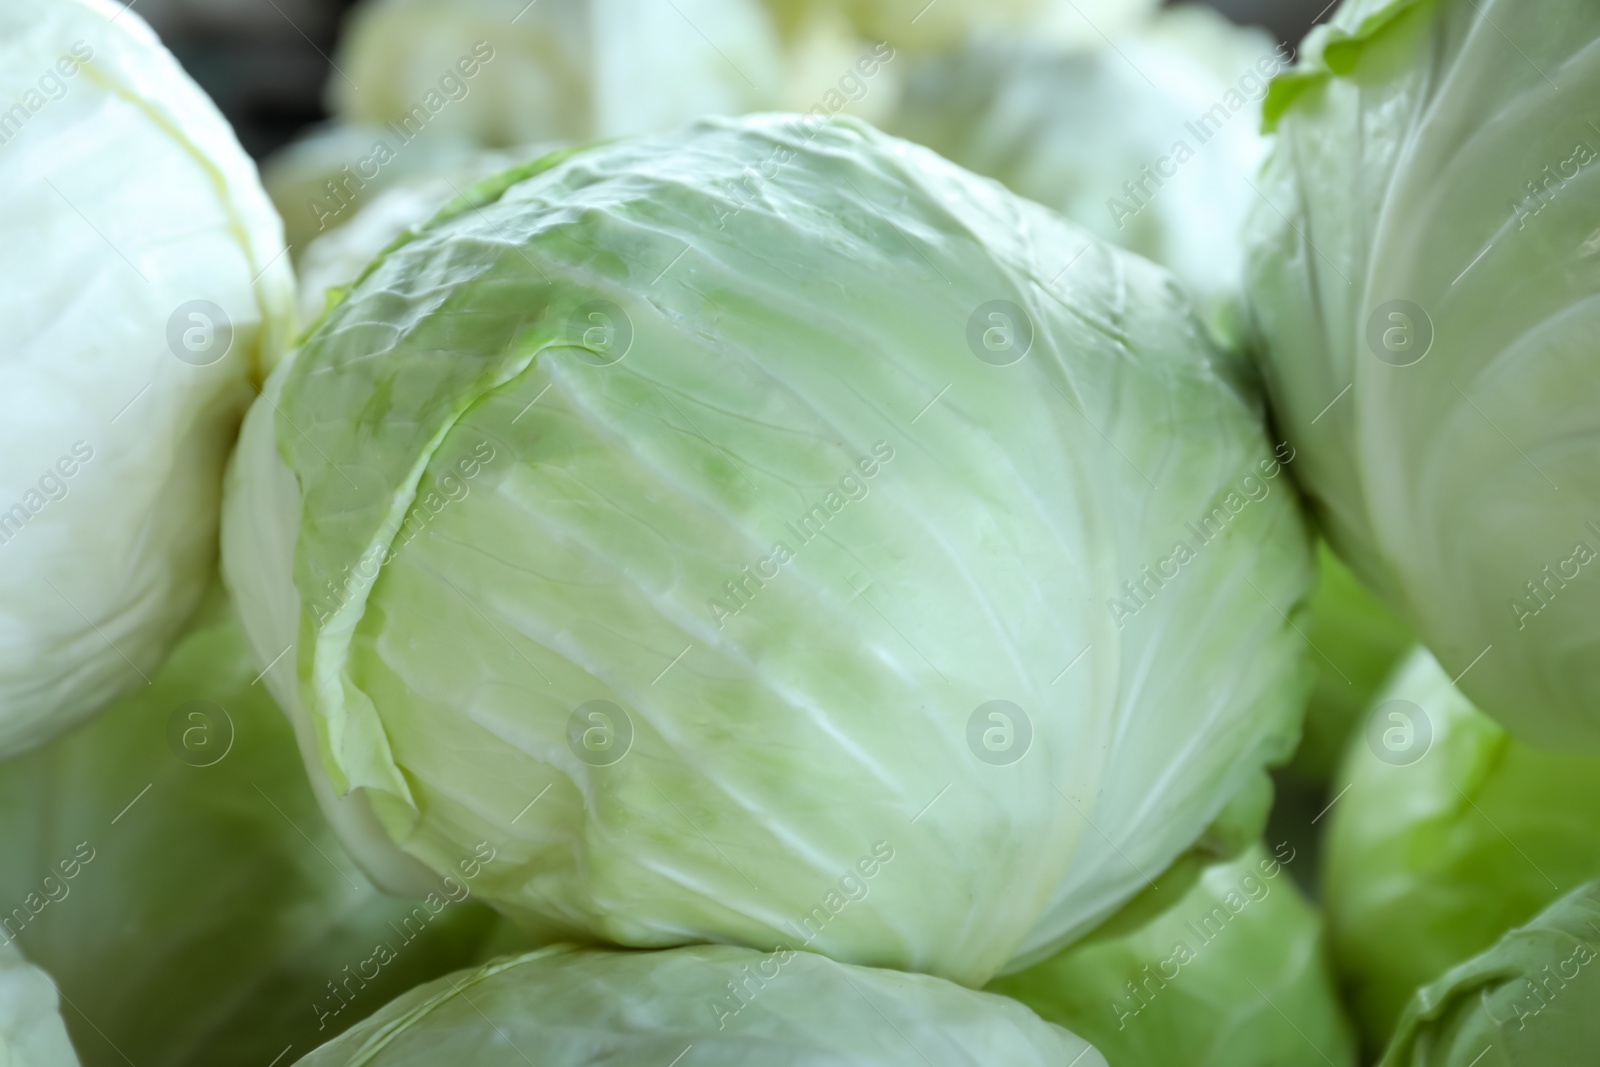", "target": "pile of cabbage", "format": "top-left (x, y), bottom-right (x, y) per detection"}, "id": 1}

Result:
top-left (0, 0), bottom-right (1594, 1064)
